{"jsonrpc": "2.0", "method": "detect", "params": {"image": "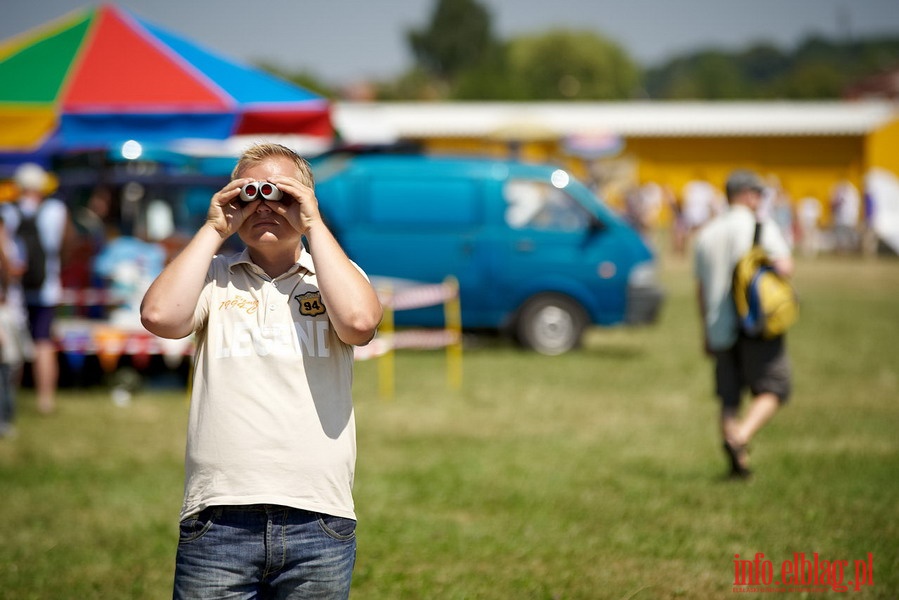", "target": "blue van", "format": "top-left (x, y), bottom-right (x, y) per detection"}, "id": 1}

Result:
top-left (311, 151), bottom-right (663, 354)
